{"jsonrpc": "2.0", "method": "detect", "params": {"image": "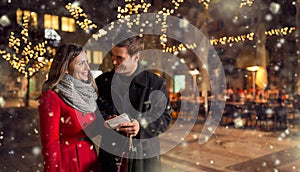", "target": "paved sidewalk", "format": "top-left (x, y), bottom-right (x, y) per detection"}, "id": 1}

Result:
top-left (161, 122), bottom-right (300, 172)
top-left (1, 102), bottom-right (300, 171)
top-left (0, 98), bottom-right (38, 108)
top-left (0, 107), bottom-right (42, 171)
